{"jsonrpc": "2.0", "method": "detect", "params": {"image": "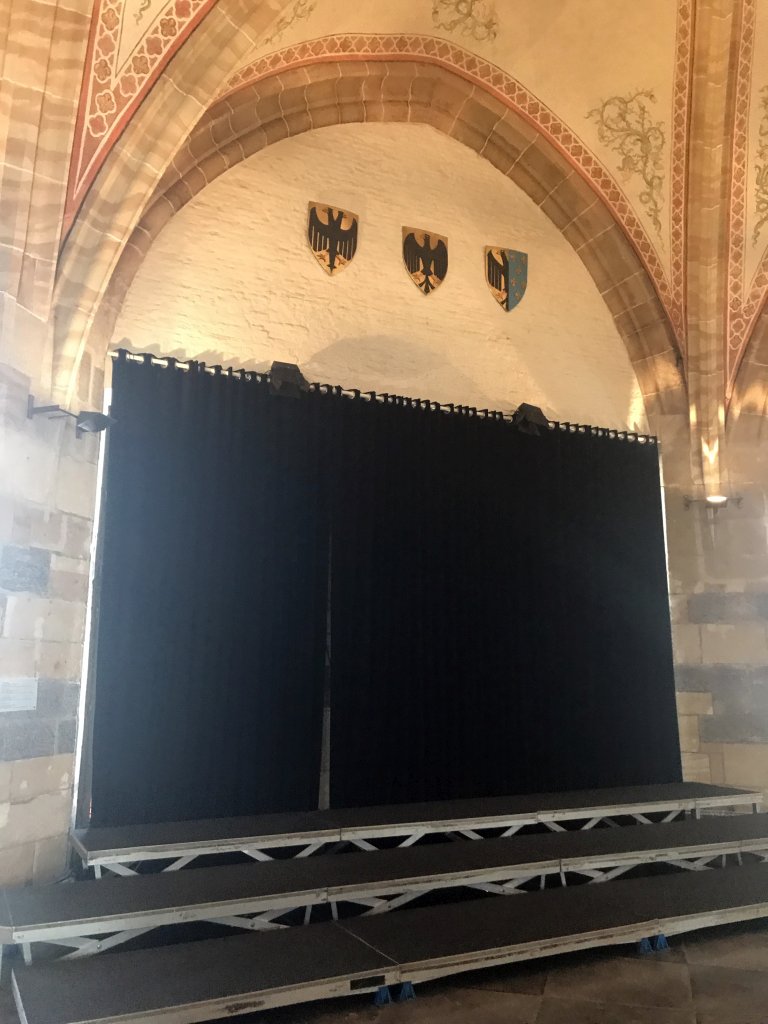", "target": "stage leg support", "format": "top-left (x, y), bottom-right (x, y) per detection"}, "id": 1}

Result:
top-left (395, 982), bottom-right (416, 1002)
top-left (374, 986), bottom-right (392, 1007)
top-left (638, 934), bottom-right (670, 955)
